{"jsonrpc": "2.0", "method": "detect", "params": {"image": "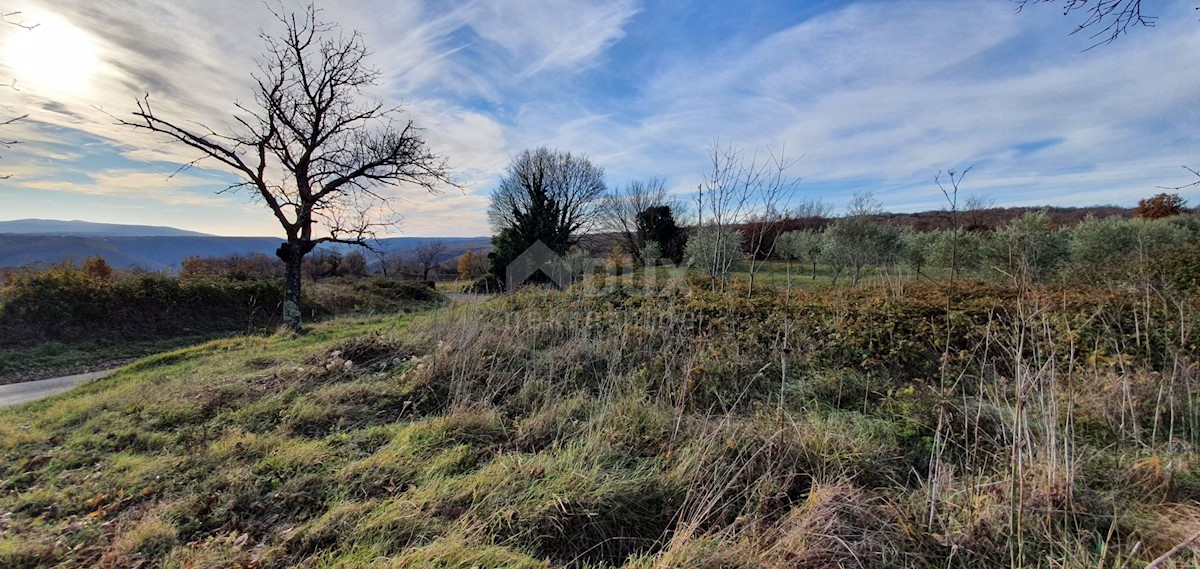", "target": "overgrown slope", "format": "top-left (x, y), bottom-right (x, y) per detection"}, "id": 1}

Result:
top-left (1, 280), bottom-right (1198, 568)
